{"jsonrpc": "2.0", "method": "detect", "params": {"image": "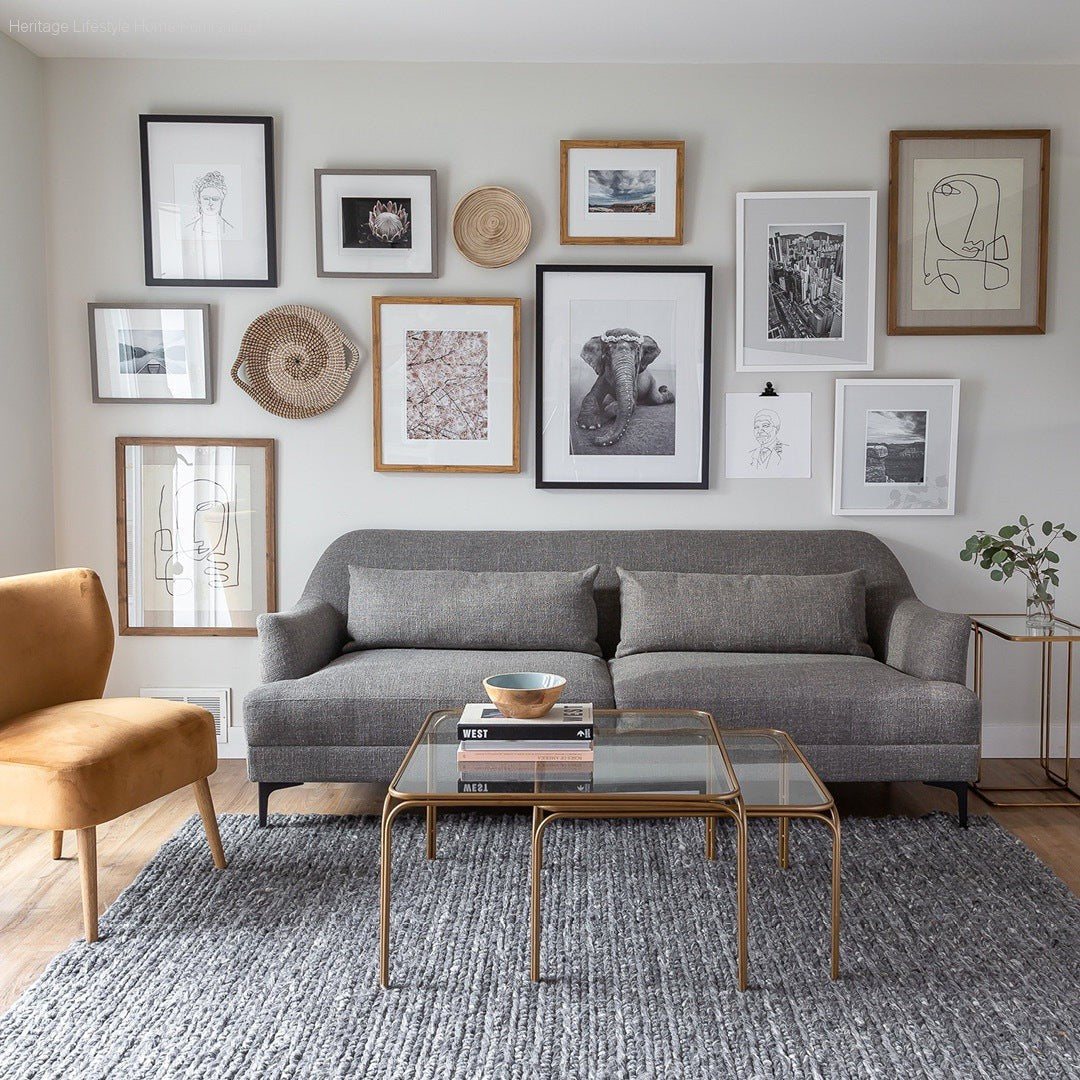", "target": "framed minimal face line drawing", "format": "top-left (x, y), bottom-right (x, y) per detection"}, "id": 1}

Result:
top-left (140, 115), bottom-right (277, 288)
top-left (724, 392), bottom-right (812, 479)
